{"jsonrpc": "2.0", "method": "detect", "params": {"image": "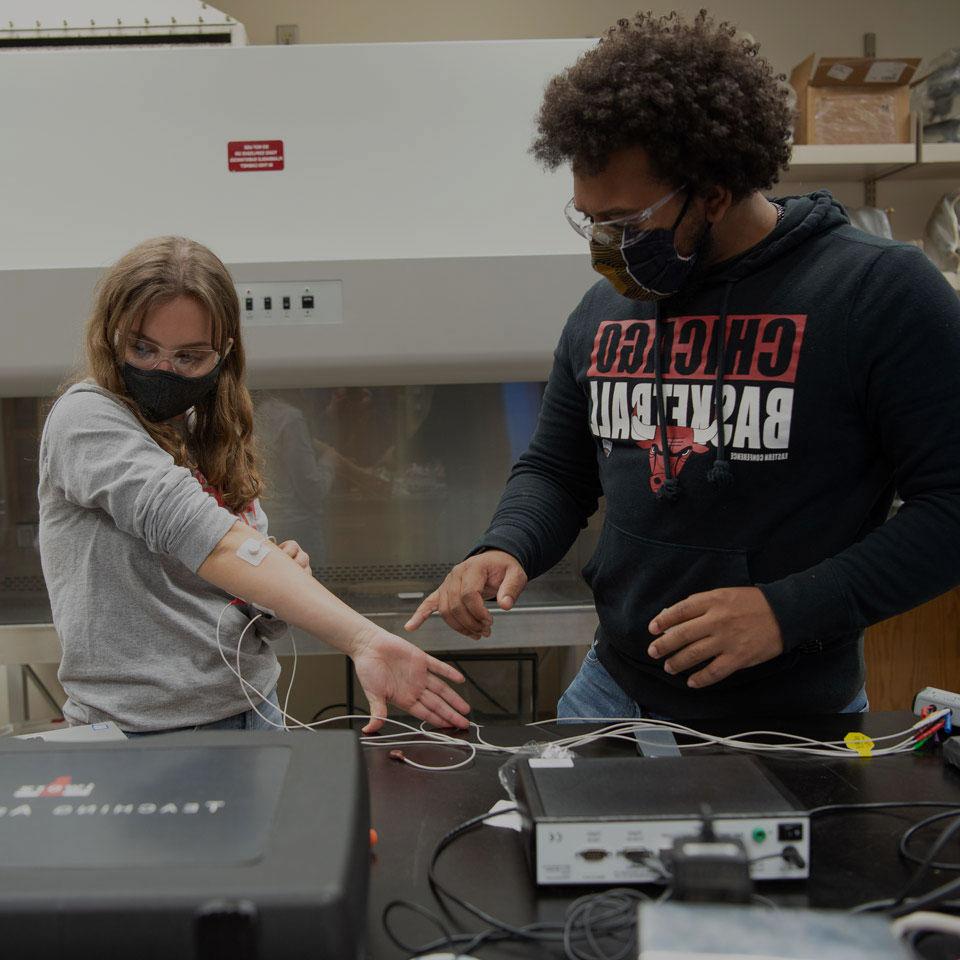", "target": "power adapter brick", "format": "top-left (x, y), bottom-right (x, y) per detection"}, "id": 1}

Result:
top-left (667, 832), bottom-right (753, 904)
